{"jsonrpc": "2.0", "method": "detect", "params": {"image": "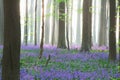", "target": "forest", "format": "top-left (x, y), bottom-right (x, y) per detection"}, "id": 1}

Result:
top-left (0, 0), bottom-right (120, 80)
